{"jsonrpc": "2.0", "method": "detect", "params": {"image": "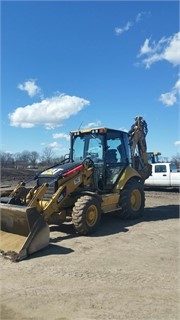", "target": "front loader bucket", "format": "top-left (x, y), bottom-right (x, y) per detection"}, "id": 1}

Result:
top-left (0, 204), bottom-right (49, 261)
